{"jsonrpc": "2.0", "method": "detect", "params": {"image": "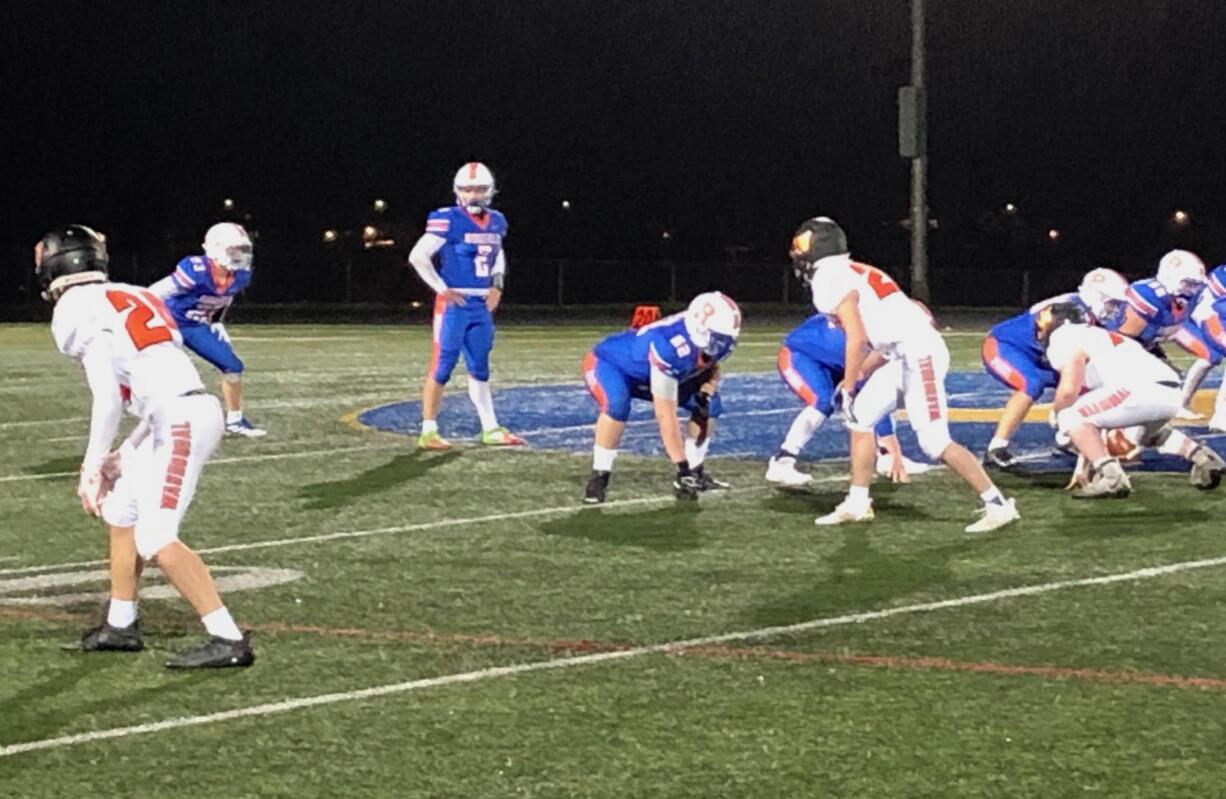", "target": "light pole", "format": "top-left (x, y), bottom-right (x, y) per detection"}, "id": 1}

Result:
top-left (899, 0), bottom-right (929, 302)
